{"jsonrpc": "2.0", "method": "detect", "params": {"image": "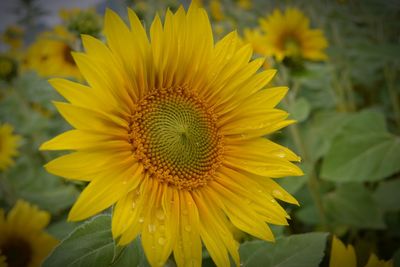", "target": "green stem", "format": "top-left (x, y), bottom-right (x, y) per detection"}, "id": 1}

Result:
top-left (0, 173), bottom-right (16, 205)
top-left (285, 117), bottom-right (328, 229)
top-left (282, 78), bottom-right (328, 229)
